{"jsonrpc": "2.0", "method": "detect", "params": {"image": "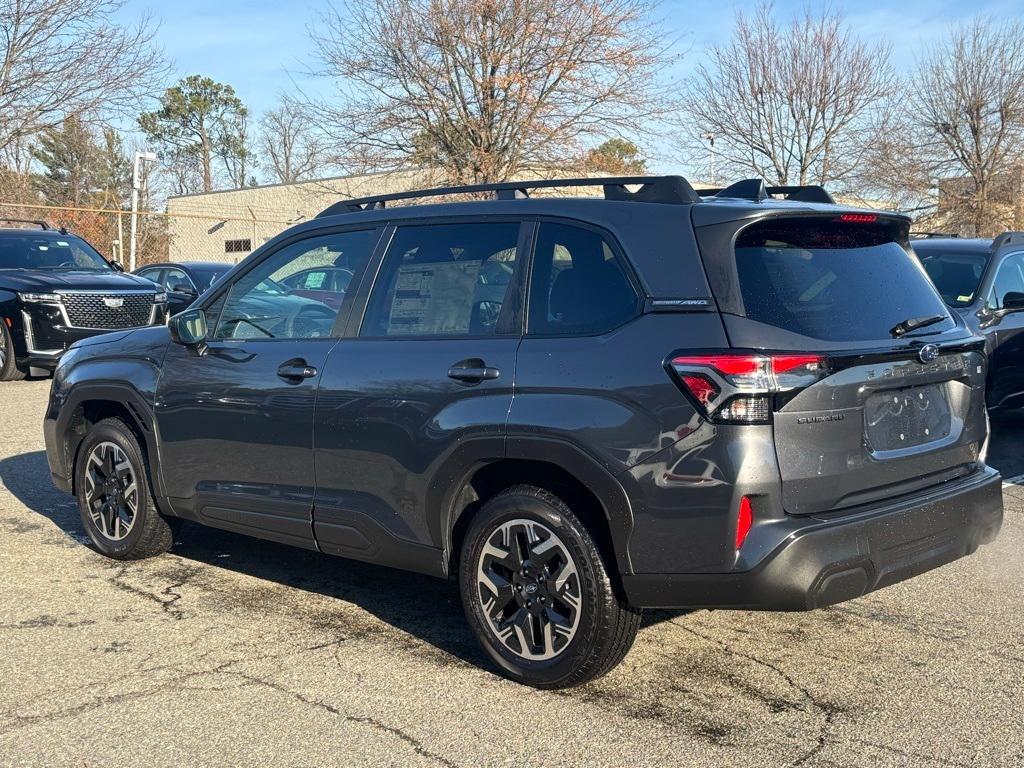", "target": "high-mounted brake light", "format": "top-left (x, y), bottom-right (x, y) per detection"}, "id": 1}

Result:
top-left (669, 353), bottom-right (829, 424)
top-left (838, 213), bottom-right (878, 224)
